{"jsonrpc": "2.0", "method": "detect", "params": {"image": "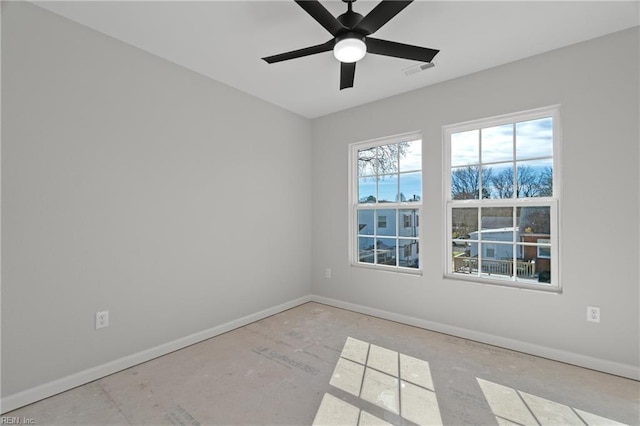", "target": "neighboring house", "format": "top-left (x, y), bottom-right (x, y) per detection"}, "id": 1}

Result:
top-left (358, 210), bottom-right (419, 267)
top-left (520, 233), bottom-right (551, 278)
top-left (468, 227), bottom-right (518, 259)
top-left (463, 227), bottom-right (551, 281)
